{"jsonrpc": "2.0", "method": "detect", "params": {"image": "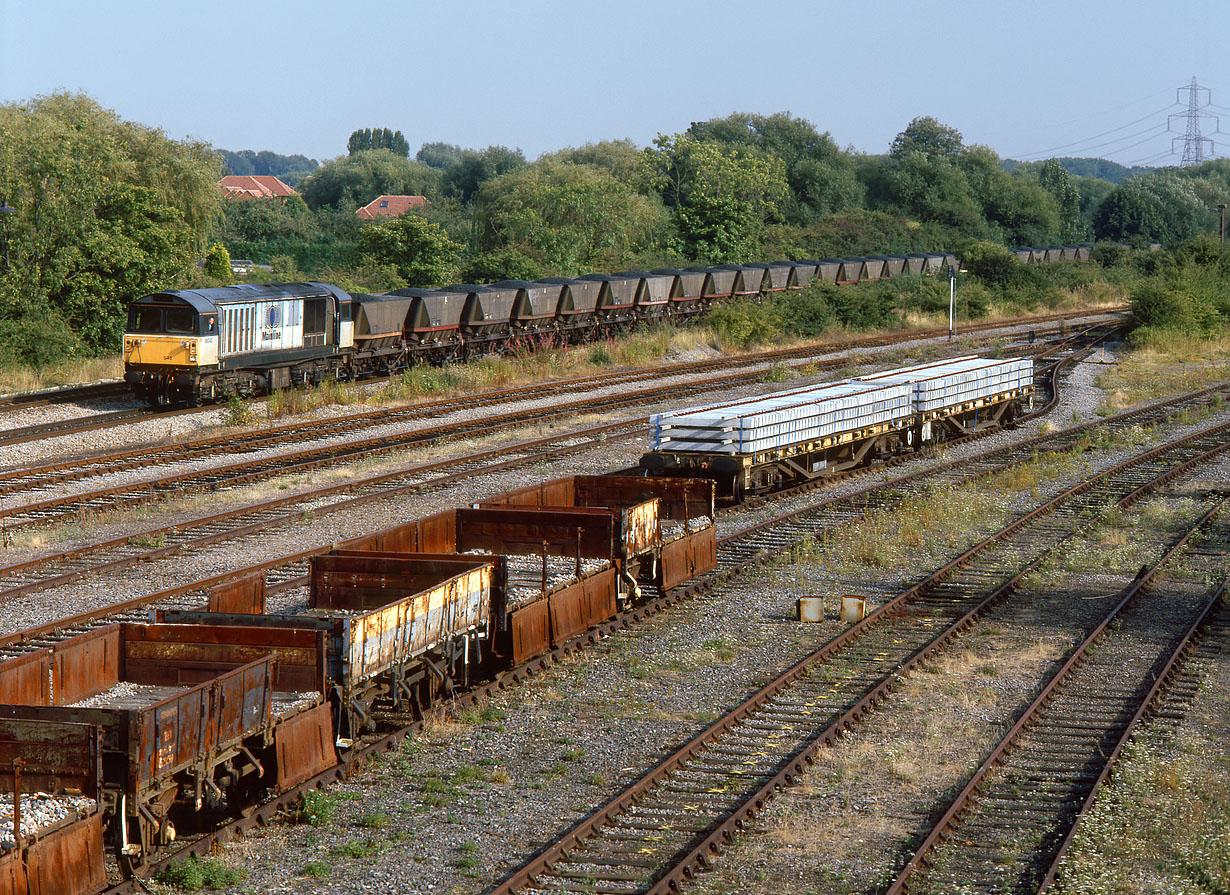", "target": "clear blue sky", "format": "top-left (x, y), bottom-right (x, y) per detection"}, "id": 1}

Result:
top-left (3, 0), bottom-right (1228, 167)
